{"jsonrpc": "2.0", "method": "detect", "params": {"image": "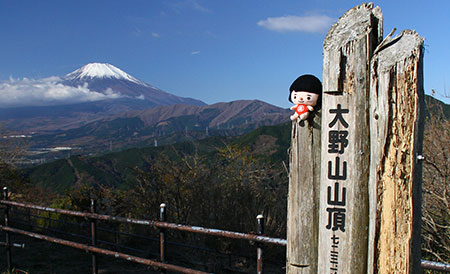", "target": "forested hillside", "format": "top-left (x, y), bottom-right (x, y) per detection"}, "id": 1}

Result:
top-left (0, 95), bottom-right (448, 270)
top-left (25, 122), bottom-right (291, 194)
